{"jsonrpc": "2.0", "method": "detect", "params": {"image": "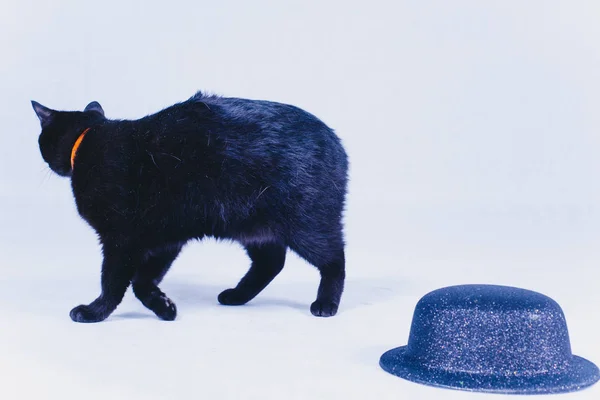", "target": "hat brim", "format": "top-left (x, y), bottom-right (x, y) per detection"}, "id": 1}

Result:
top-left (380, 346), bottom-right (600, 395)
